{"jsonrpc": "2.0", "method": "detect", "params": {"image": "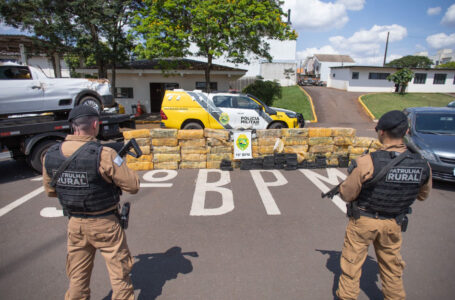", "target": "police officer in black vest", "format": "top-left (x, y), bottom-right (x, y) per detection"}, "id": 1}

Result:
top-left (43, 105), bottom-right (139, 300)
top-left (336, 110), bottom-right (432, 300)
